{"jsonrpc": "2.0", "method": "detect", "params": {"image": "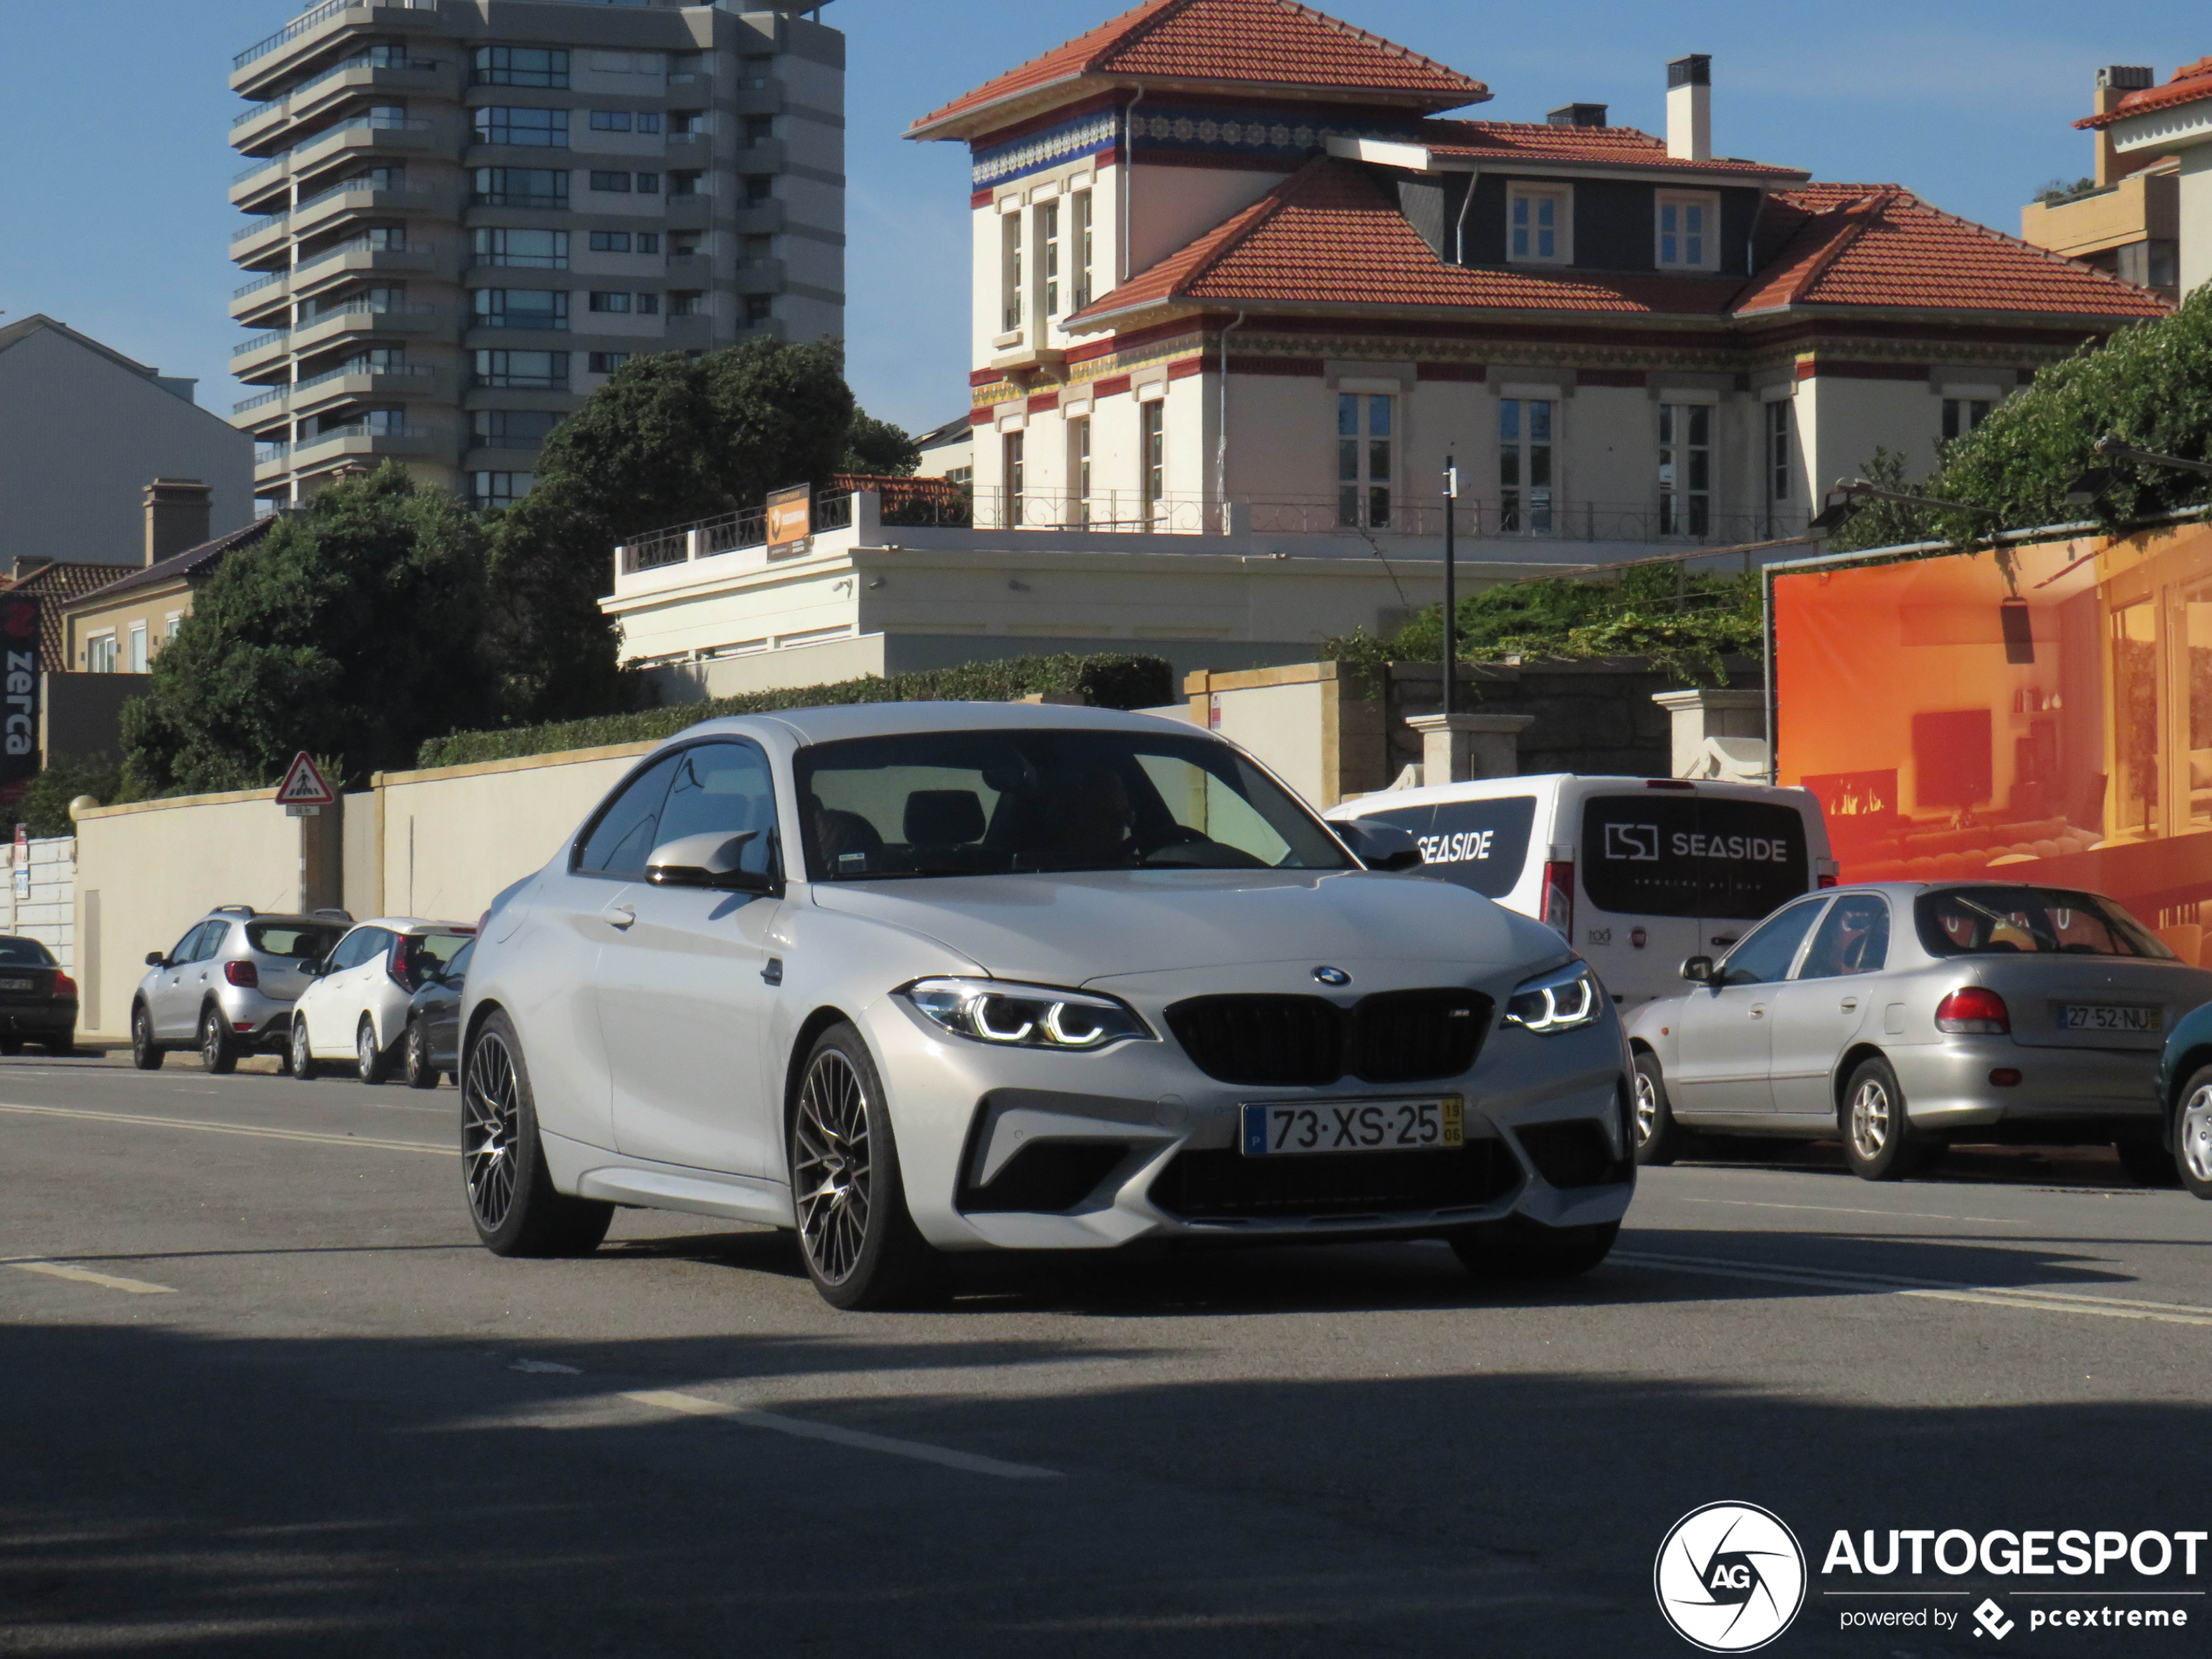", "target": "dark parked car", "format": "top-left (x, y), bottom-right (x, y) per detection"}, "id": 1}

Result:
top-left (0, 934), bottom-right (77, 1055)
top-left (401, 937), bottom-right (472, 1089)
top-left (2157, 1002), bottom-right (2212, 1198)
